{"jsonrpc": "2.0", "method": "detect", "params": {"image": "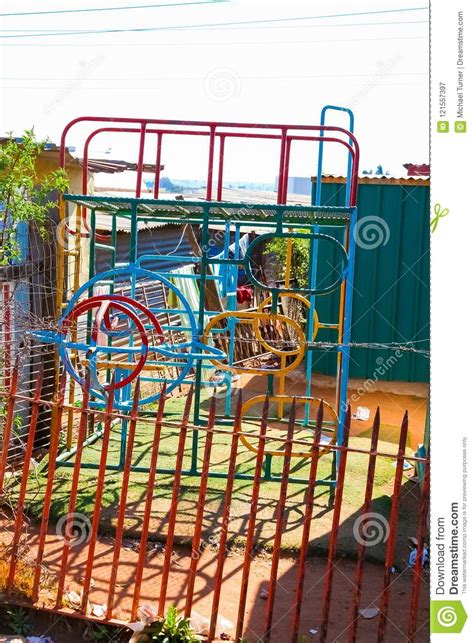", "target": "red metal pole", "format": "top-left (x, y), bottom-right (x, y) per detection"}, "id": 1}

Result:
top-left (206, 125), bottom-right (217, 201)
top-left (0, 355), bottom-right (20, 494)
top-left (184, 394), bottom-right (216, 616)
top-left (276, 128), bottom-right (288, 204)
top-left (81, 130), bottom-right (110, 241)
top-left (153, 132), bottom-right (163, 199)
top-left (158, 386), bottom-right (194, 616)
top-left (60, 115), bottom-right (360, 141)
top-left (407, 460), bottom-right (430, 641)
top-left (281, 138), bottom-right (292, 205)
top-left (217, 135), bottom-right (226, 201)
top-left (377, 410), bottom-right (409, 642)
top-left (135, 122), bottom-right (146, 198)
top-left (349, 144), bottom-right (359, 207)
top-left (130, 387), bottom-right (167, 620)
top-left (106, 380), bottom-right (141, 619)
top-left (347, 408), bottom-right (381, 642)
top-left (80, 376), bottom-right (116, 613)
top-left (208, 390), bottom-right (243, 641)
top-left (319, 406), bottom-right (351, 642)
top-left (32, 369), bottom-right (67, 602)
top-left (290, 400), bottom-right (324, 643)
top-left (264, 398), bottom-right (297, 642)
top-left (6, 366), bottom-right (44, 592)
top-left (55, 374), bottom-right (91, 609)
top-left (60, 117), bottom-right (360, 207)
top-left (61, 118), bottom-right (359, 206)
top-left (235, 394), bottom-right (270, 642)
